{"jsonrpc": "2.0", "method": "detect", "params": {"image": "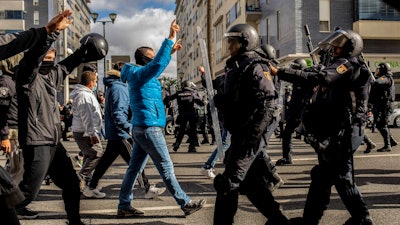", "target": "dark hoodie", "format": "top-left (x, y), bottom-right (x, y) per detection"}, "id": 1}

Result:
top-left (103, 69), bottom-right (132, 140)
